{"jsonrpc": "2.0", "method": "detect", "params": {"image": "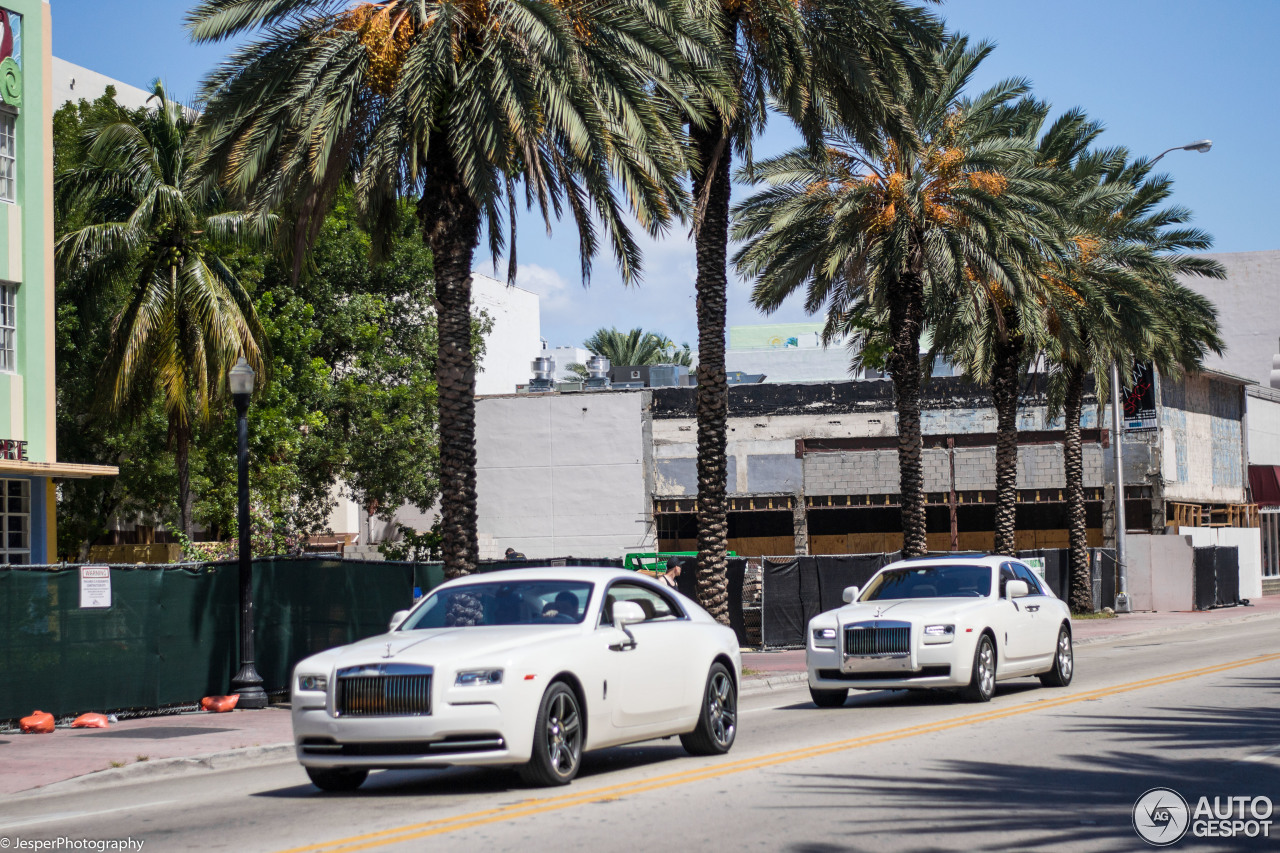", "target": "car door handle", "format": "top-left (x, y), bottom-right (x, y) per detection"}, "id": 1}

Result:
top-left (608, 640), bottom-right (636, 652)
top-left (1025, 605), bottom-right (1040, 612)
